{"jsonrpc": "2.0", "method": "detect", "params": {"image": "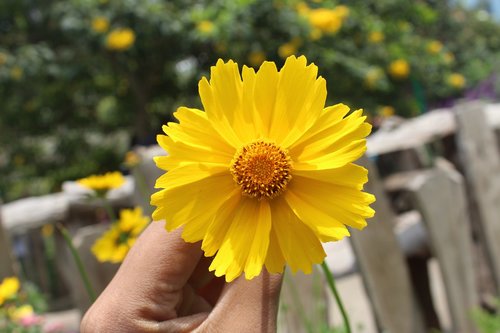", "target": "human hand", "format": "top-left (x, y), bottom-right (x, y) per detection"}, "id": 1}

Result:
top-left (81, 221), bottom-right (283, 332)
